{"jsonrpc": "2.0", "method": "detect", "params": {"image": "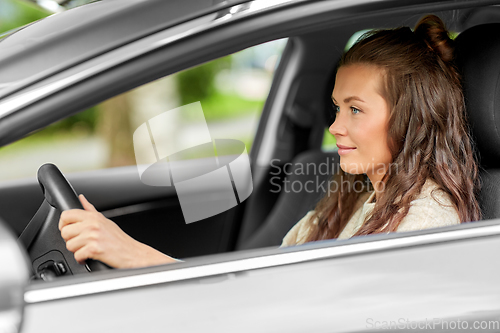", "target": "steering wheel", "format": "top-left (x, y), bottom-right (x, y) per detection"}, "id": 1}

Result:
top-left (19, 163), bottom-right (110, 280)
